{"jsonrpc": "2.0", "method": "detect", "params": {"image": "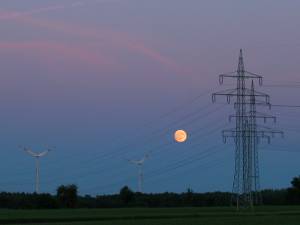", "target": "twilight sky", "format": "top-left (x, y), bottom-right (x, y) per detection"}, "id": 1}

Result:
top-left (0, 0), bottom-right (300, 195)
